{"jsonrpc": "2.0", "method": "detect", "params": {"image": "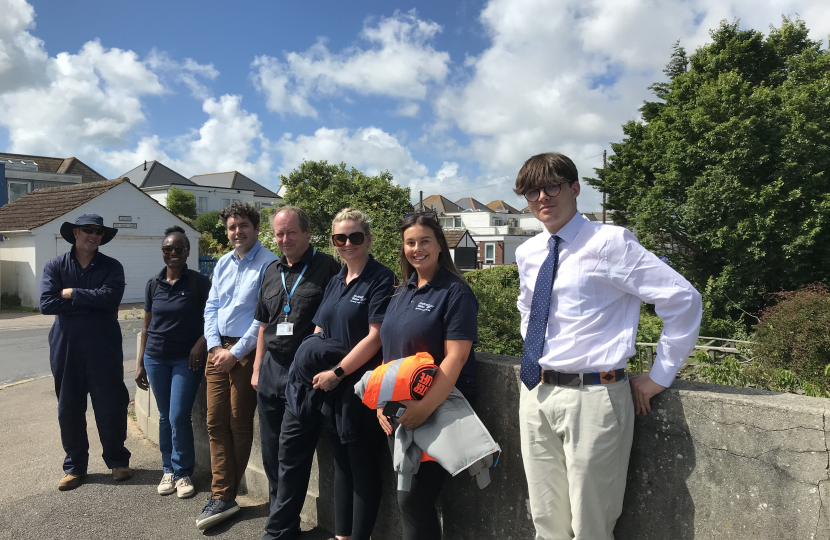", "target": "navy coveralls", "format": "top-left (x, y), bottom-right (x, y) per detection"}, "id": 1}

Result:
top-left (40, 248), bottom-right (131, 475)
